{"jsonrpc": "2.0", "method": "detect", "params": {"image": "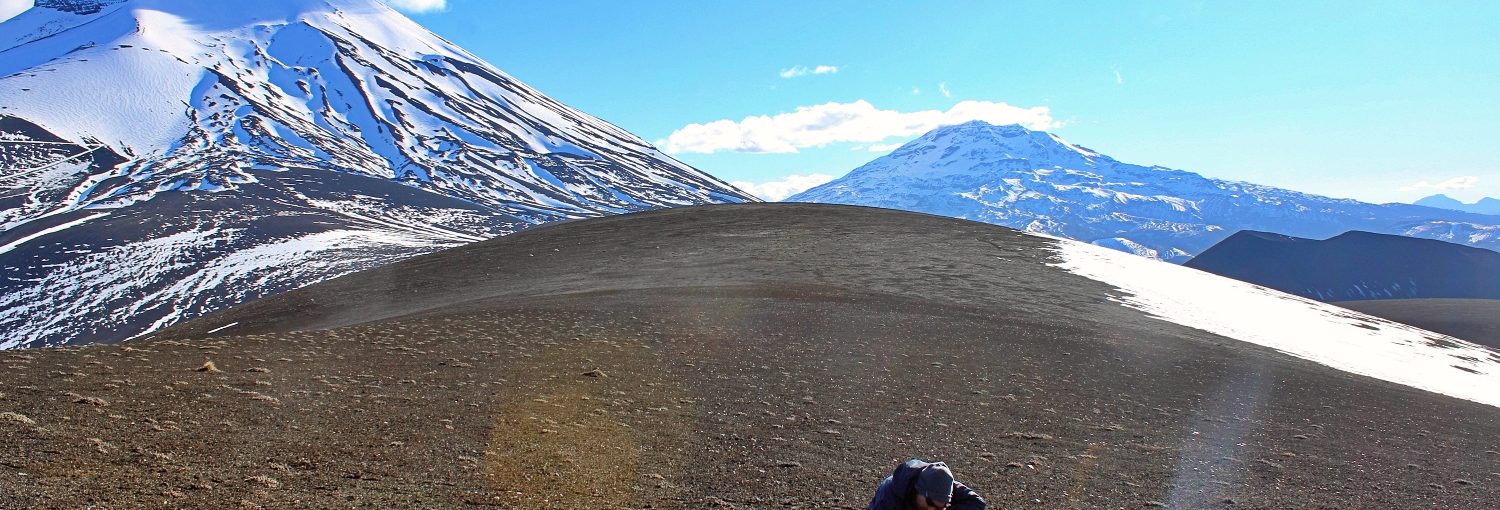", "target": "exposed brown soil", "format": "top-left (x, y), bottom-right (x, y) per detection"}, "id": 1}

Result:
top-left (2, 204), bottom-right (1496, 509)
